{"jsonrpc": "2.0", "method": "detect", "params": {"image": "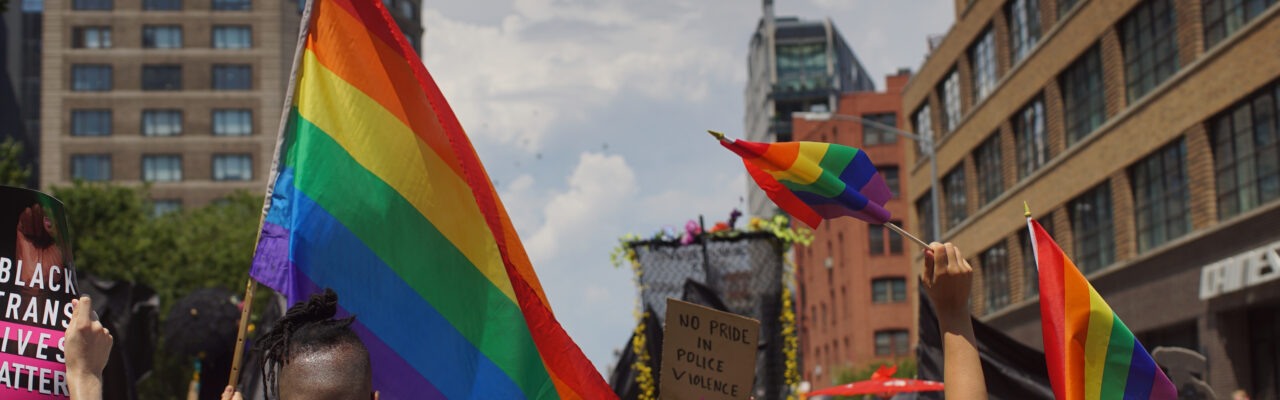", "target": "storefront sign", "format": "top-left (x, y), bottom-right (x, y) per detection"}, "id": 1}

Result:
top-left (1199, 239), bottom-right (1280, 300)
